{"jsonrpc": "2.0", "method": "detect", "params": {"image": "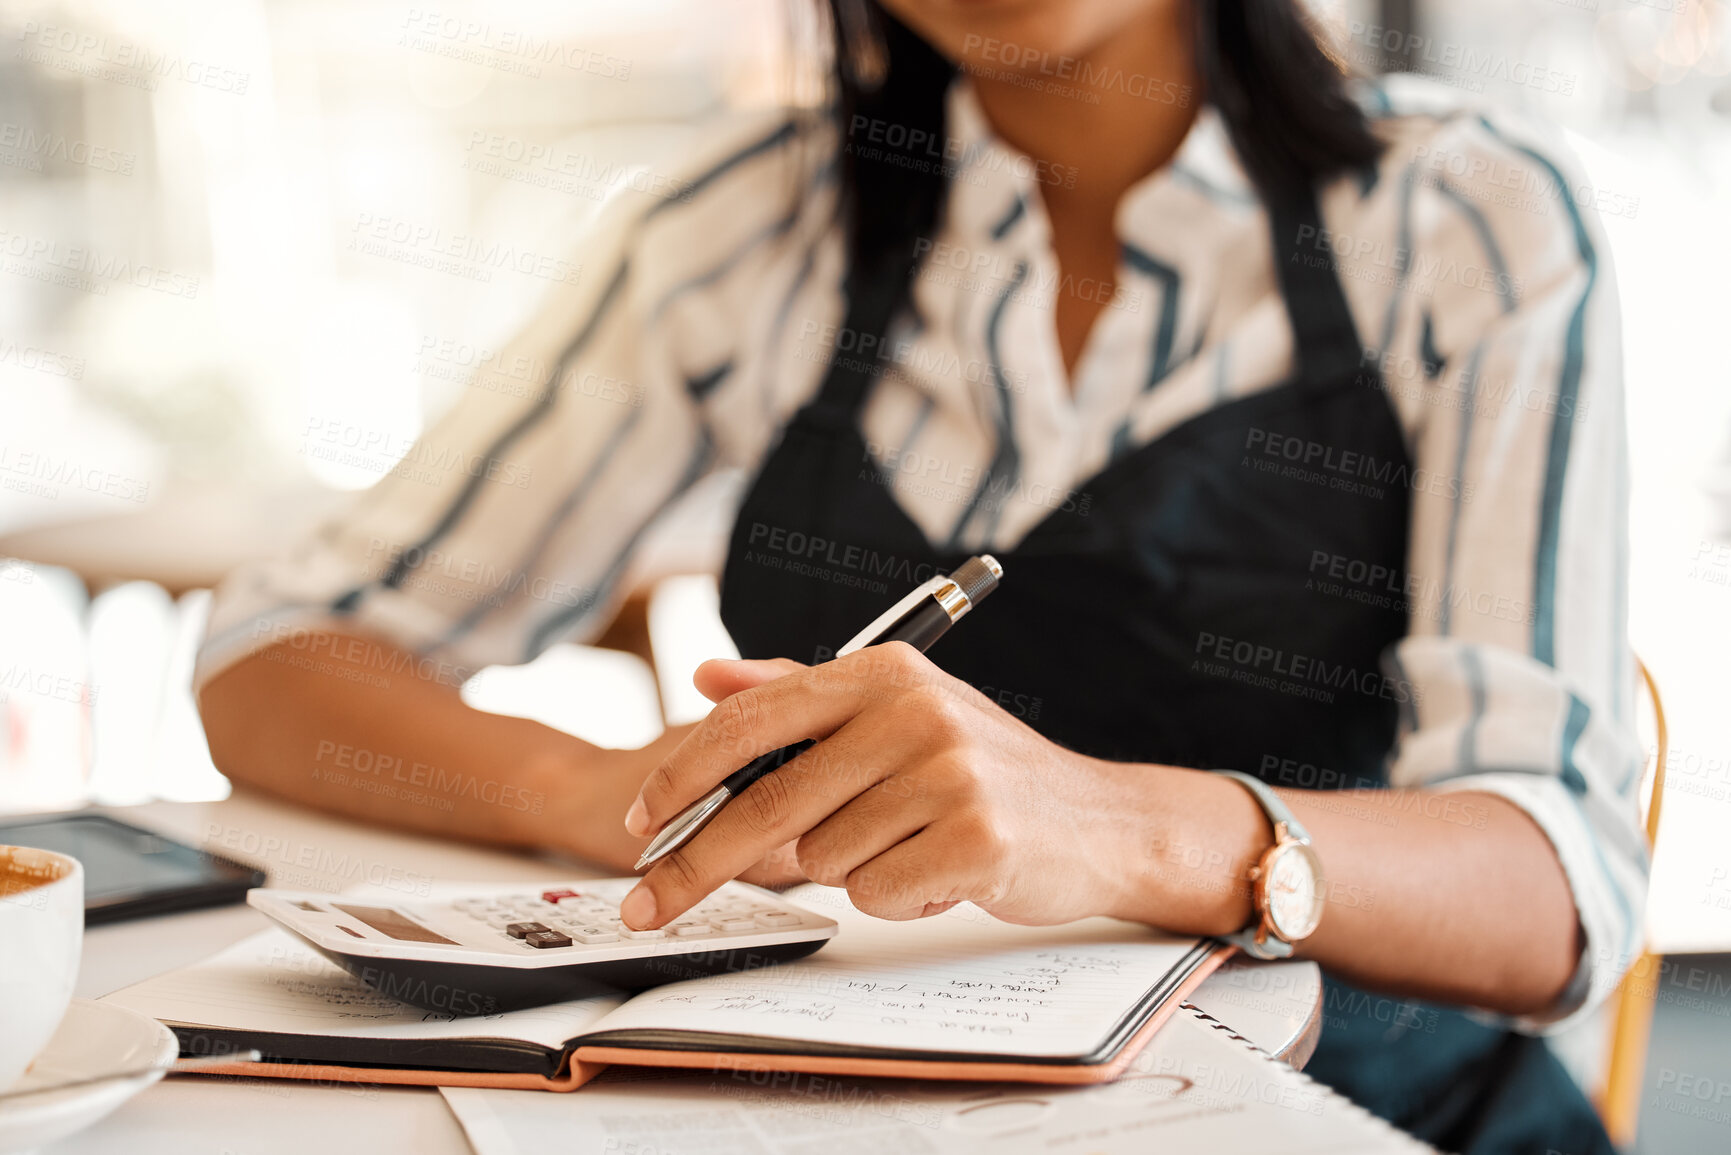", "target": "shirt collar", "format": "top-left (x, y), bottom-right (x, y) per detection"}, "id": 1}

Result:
top-left (943, 79), bottom-right (1044, 245)
top-left (942, 77), bottom-right (1258, 250)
